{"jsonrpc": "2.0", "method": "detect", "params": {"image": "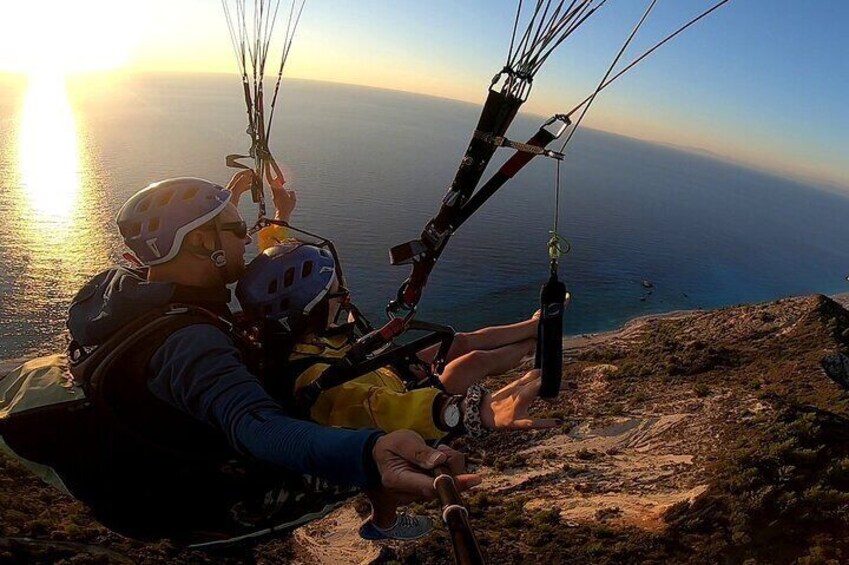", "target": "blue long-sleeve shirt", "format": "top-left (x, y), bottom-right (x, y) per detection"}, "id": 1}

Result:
top-left (68, 267), bottom-right (382, 488)
top-left (148, 324), bottom-right (381, 487)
